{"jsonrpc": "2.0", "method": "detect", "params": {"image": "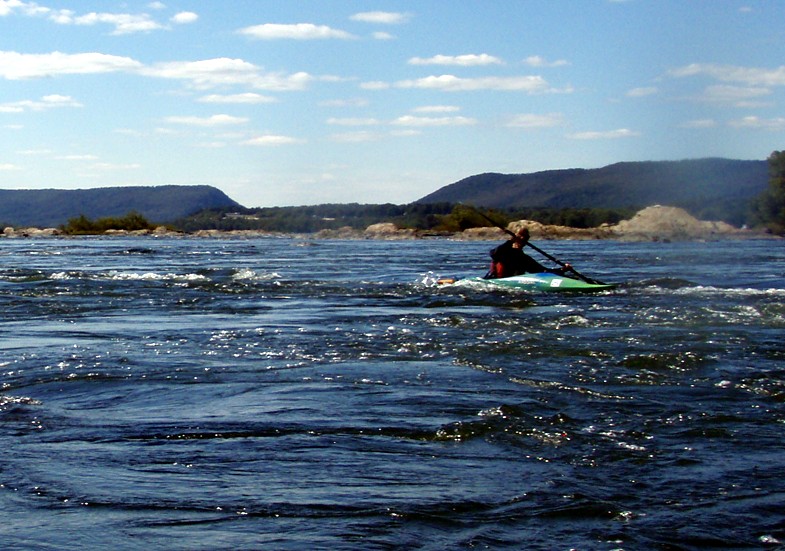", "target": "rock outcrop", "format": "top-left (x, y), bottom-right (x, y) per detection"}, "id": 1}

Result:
top-left (459, 205), bottom-right (760, 241)
top-left (3, 226), bottom-right (61, 238)
top-left (608, 205), bottom-right (748, 241)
